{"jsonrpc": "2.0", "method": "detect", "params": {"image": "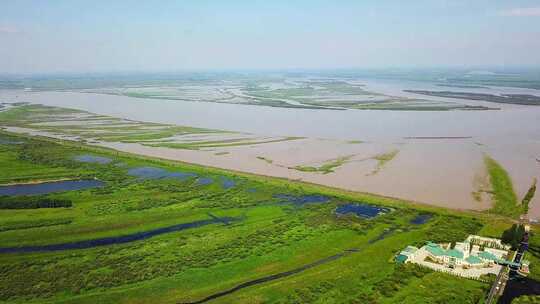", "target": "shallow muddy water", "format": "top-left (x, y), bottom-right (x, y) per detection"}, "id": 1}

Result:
top-left (1, 79), bottom-right (539, 218)
top-left (2, 84), bottom-right (540, 141)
